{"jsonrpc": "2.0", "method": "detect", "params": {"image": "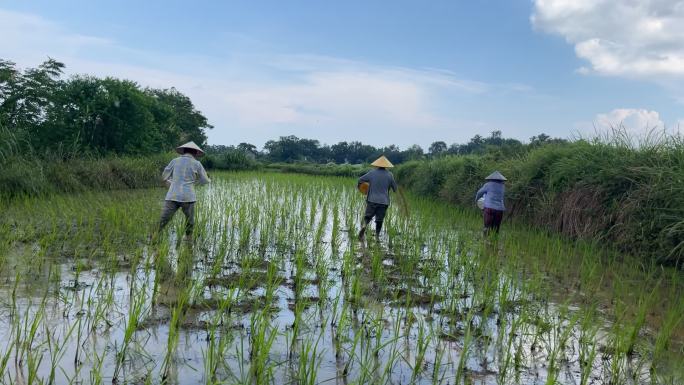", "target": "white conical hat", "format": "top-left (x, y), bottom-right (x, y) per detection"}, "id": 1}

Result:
top-left (370, 155), bottom-right (394, 168)
top-left (485, 171), bottom-right (507, 181)
top-left (176, 141), bottom-right (204, 156)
